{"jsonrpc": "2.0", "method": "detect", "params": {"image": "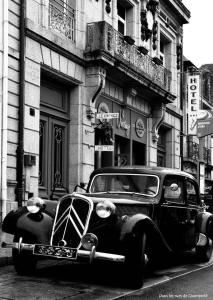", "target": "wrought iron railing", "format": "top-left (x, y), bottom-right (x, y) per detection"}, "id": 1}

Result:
top-left (49, 0), bottom-right (75, 41)
top-left (187, 141), bottom-right (199, 160)
top-left (203, 147), bottom-right (211, 165)
top-left (86, 21), bottom-right (172, 92)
